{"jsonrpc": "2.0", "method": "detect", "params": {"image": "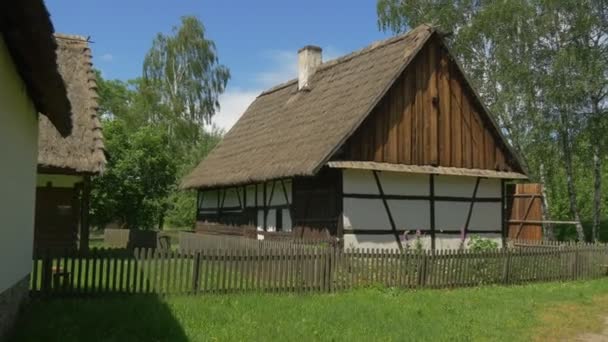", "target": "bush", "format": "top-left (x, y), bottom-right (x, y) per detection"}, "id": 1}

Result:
top-left (467, 235), bottom-right (499, 251)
